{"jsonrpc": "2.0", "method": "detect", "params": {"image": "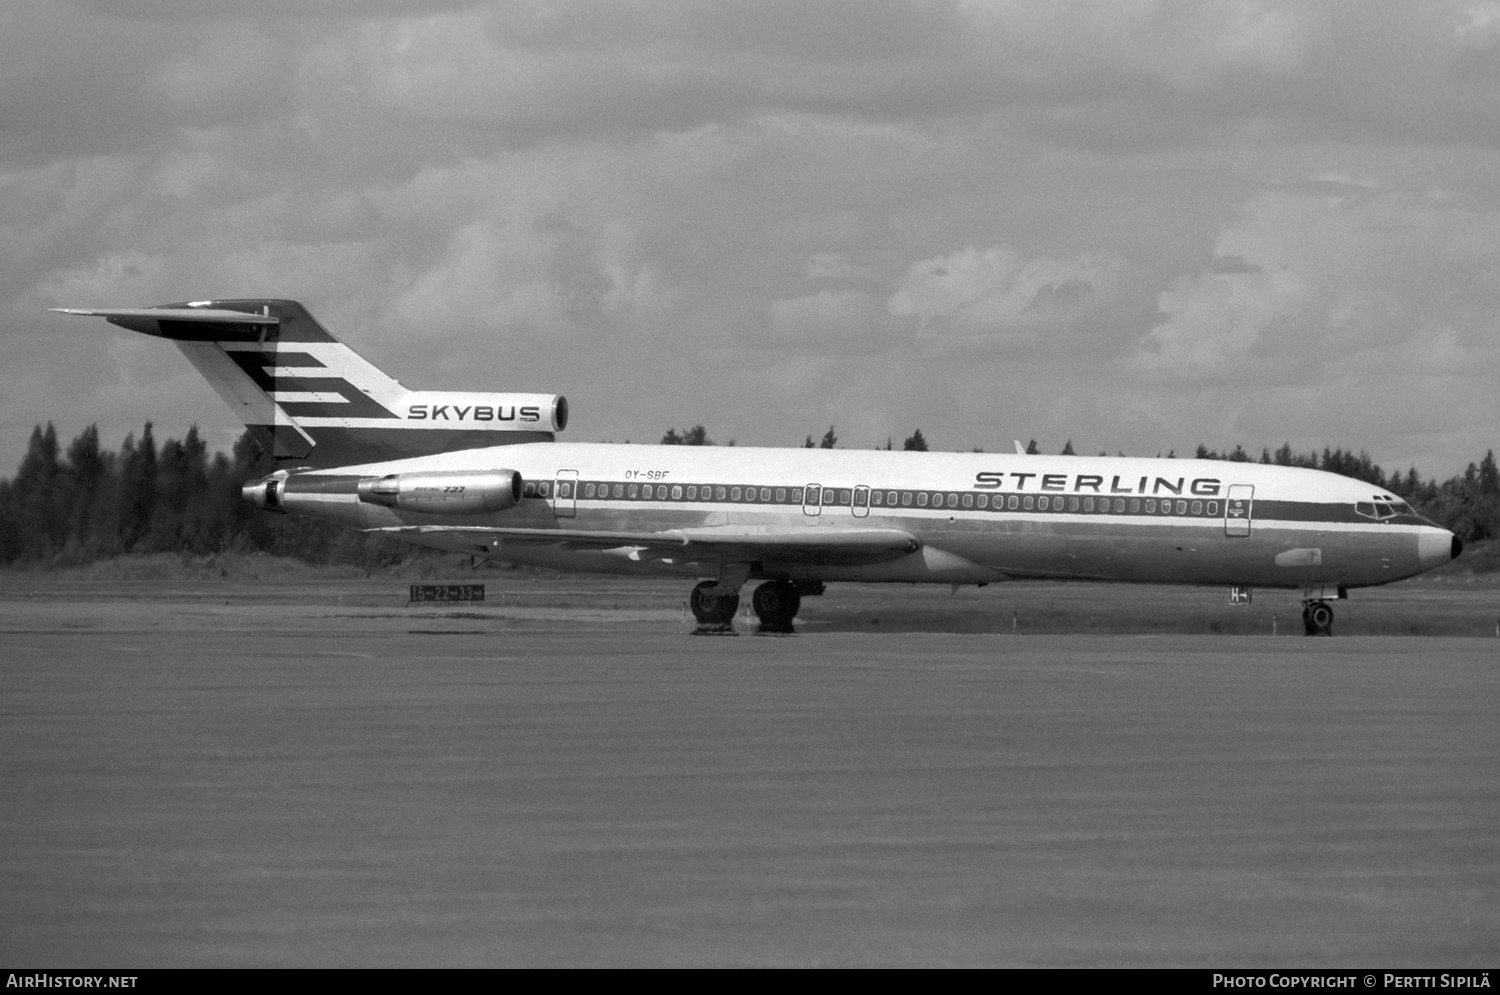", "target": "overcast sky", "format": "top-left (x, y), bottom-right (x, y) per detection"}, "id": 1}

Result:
top-left (4, 0), bottom-right (1499, 477)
